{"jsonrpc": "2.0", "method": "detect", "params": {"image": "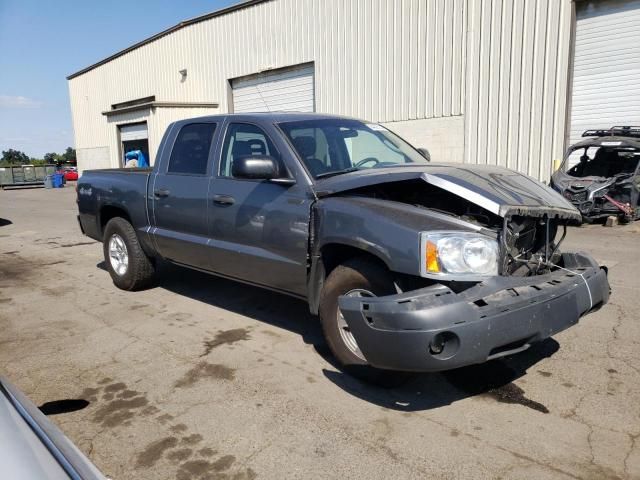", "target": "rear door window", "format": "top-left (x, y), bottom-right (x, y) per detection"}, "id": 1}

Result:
top-left (168, 123), bottom-right (217, 175)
